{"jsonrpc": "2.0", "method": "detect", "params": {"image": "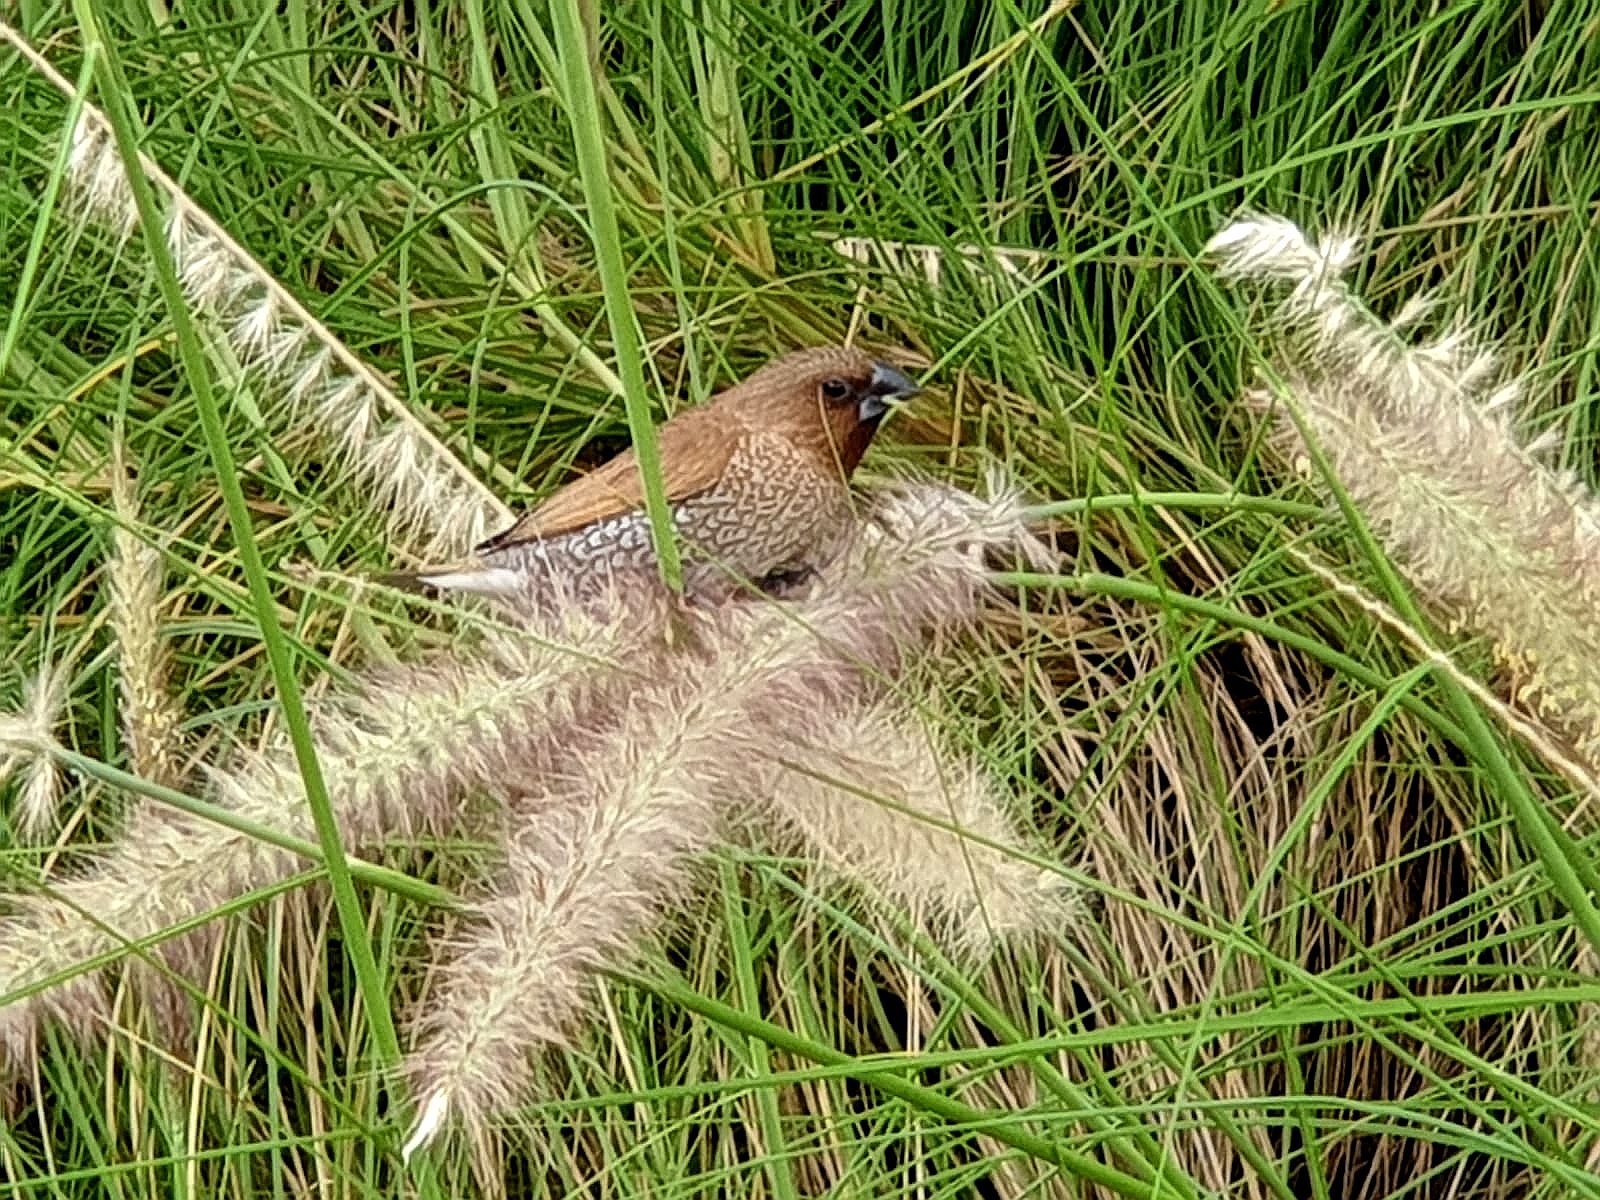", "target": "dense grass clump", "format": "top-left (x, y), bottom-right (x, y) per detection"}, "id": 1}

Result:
top-left (4, 1), bottom-right (1600, 1196)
